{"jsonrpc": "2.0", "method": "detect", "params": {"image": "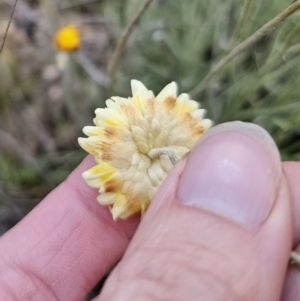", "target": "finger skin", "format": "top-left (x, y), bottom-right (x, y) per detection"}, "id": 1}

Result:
top-left (281, 162), bottom-right (300, 301)
top-left (97, 135), bottom-right (292, 301)
top-left (0, 156), bottom-right (139, 301)
top-left (283, 162), bottom-right (300, 247)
